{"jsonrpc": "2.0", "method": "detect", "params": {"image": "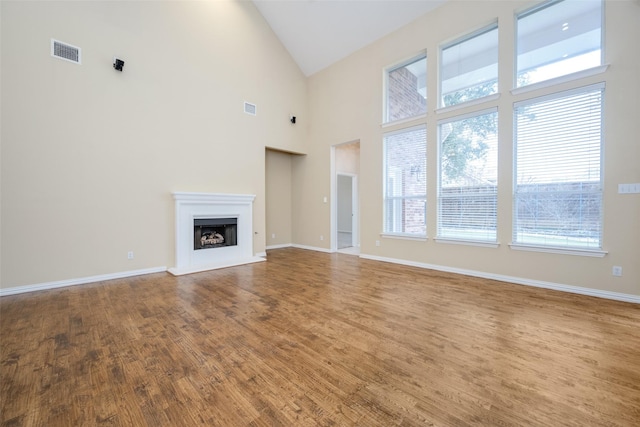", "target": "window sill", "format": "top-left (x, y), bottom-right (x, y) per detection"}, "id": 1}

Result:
top-left (435, 94), bottom-right (500, 116)
top-left (509, 243), bottom-right (608, 258)
top-left (381, 114), bottom-right (427, 129)
top-left (381, 233), bottom-right (427, 242)
top-left (435, 238), bottom-right (499, 248)
top-left (511, 64), bottom-right (609, 97)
